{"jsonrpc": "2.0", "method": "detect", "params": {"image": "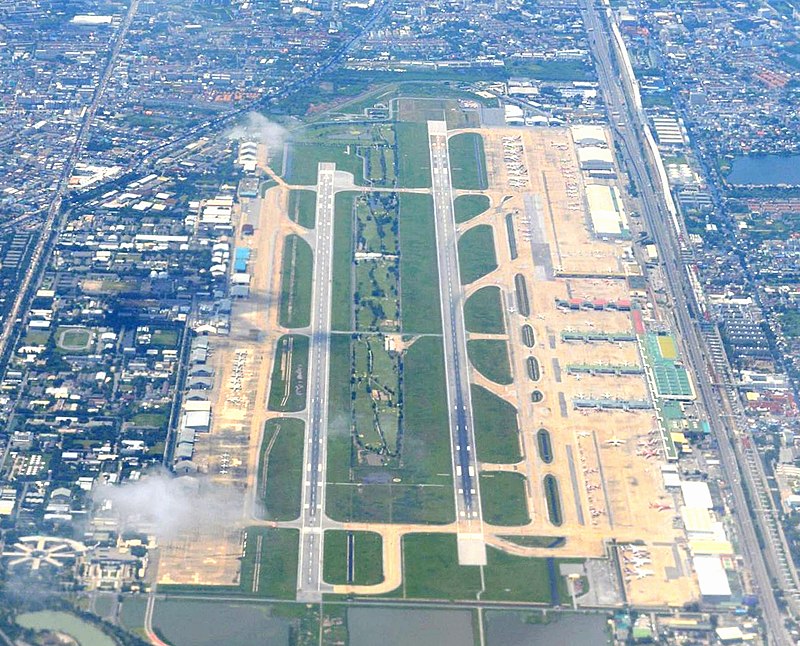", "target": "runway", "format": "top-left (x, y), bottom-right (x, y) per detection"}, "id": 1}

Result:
top-left (427, 120), bottom-right (486, 565)
top-left (296, 162), bottom-right (336, 601)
